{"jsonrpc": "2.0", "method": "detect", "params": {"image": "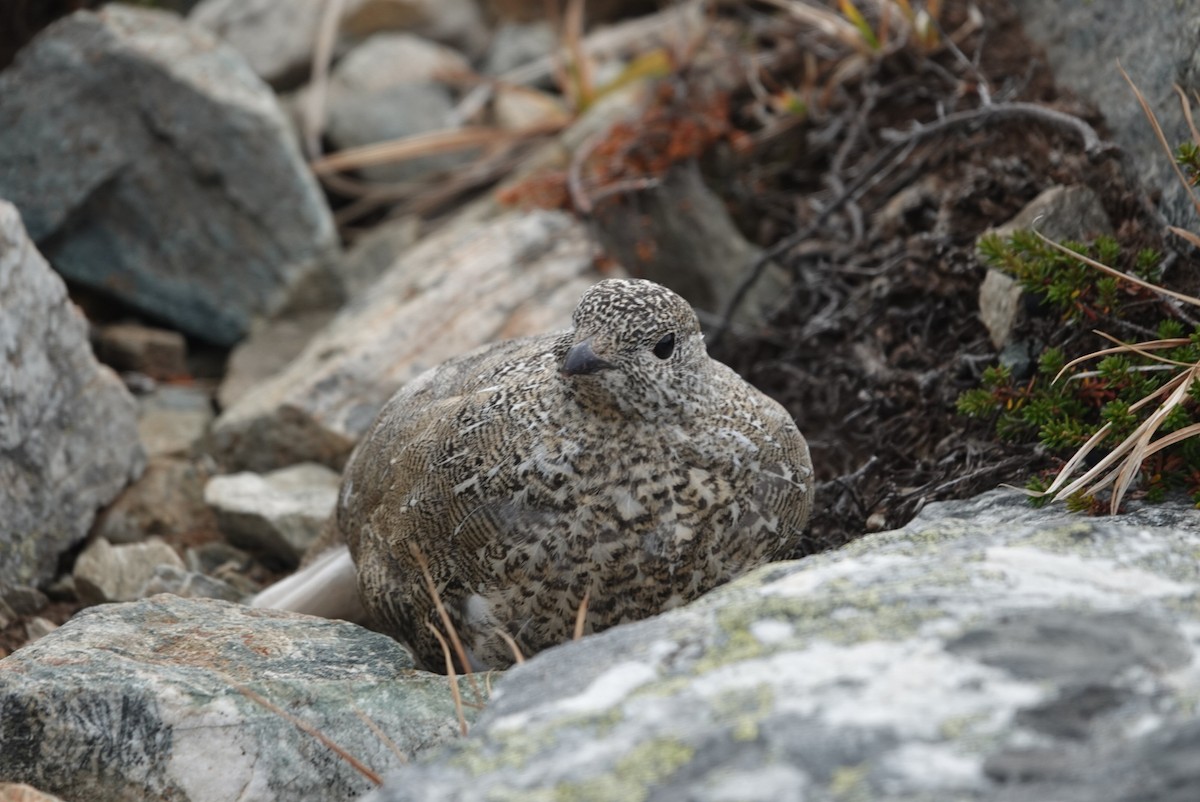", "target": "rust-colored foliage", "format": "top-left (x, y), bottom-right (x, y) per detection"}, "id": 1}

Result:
top-left (498, 81), bottom-right (733, 212)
